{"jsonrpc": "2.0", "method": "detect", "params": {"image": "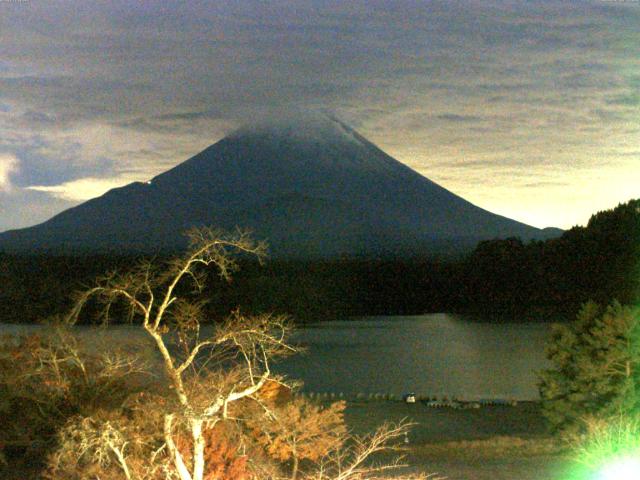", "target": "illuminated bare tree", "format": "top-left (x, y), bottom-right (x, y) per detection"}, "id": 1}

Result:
top-left (306, 421), bottom-right (442, 480)
top-left (58, 227), bottom-right (440, 480)
top-left (68, 228), bottom-right (294, 480)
